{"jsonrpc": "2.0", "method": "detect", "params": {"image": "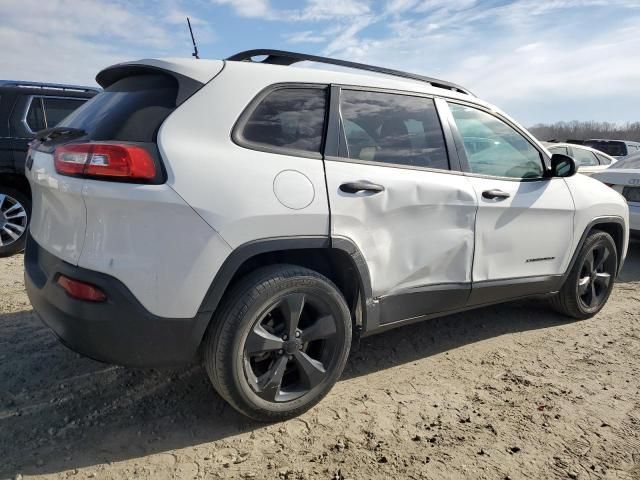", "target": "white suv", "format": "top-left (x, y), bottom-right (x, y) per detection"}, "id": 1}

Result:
top-left (24, 50), bottom-right (629, 421)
